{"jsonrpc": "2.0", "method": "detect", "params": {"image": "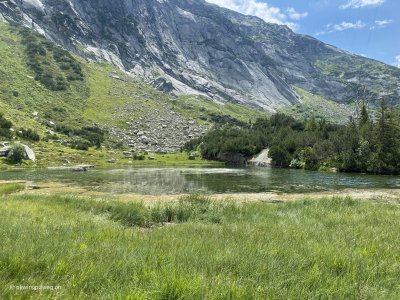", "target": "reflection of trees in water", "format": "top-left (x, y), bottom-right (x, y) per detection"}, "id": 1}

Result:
top-left (1, 167), bottom-right (398, 195)
top-left (120, 169), bottom-right (207, 195)
top-left (182, 169), bottom-right (255, 194)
